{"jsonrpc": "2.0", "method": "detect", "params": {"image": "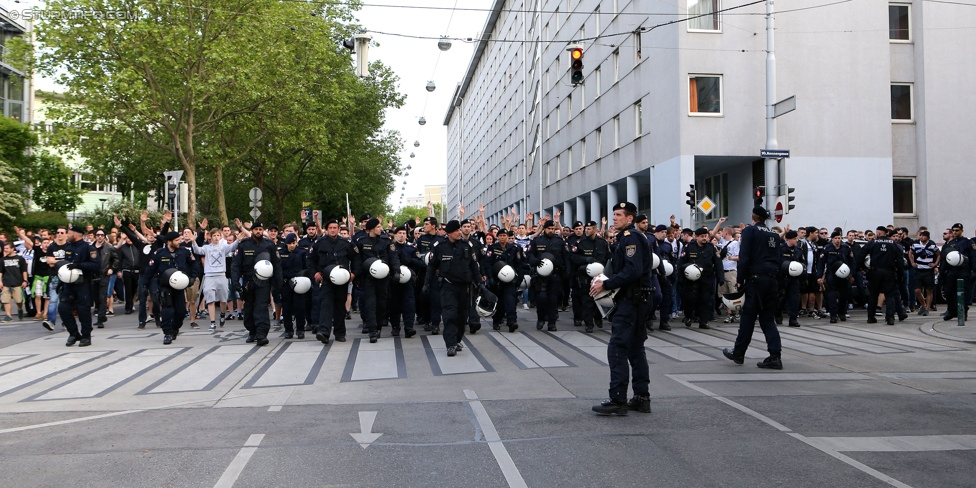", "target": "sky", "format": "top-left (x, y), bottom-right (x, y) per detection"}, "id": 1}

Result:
top-left (1, 0), bottom-right (493, 211)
